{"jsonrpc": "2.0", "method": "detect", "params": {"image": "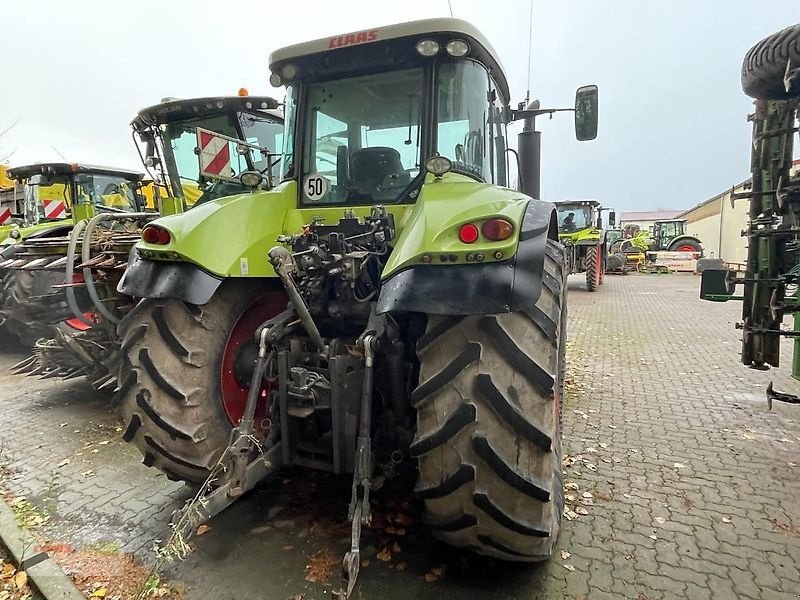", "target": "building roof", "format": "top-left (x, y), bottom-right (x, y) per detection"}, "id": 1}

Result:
top-left (620, 210), bottom-right (685, 221)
